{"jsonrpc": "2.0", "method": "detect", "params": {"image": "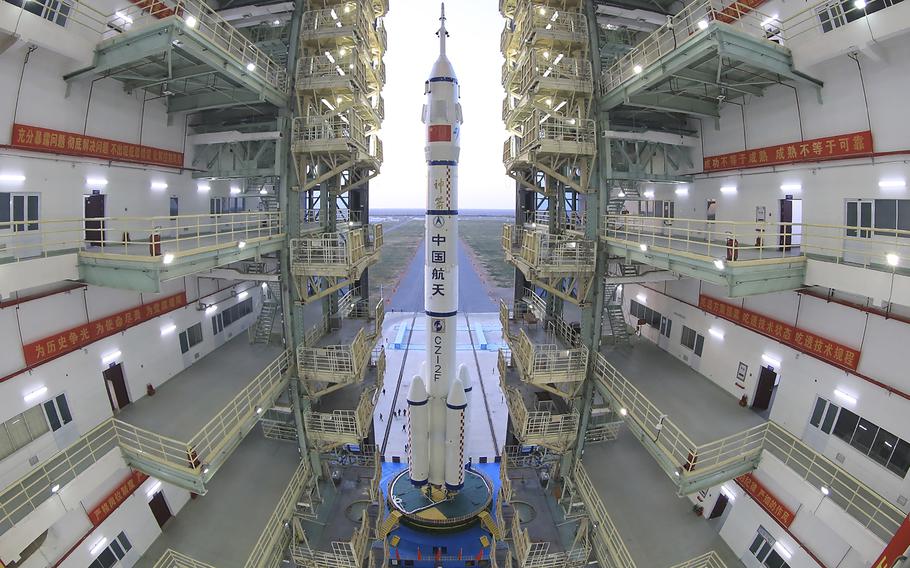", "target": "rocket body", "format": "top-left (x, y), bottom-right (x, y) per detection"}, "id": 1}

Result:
top-left (406, 3), bottom-right (470, 493)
